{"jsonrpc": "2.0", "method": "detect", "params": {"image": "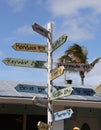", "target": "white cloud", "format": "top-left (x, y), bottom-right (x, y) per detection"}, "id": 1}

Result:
top-left (7, 0), bottom-right (26, 12)
top-left (0, 51), bottom-right (3, 57)
top-left (85, 62), bottom-right (101, 86)
top-left (15, 25), bottom-right (33, 35)
top-left (46, 0), bottom-right (101, 41)
top-left (47, 0), bottom-right (101, 16)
